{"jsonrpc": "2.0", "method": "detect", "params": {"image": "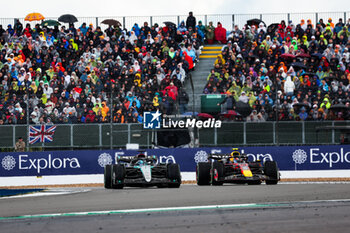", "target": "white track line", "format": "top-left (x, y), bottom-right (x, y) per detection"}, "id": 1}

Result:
top-left (1, 199), bottom-right (350, 220)
top-left (0, 189), bottom-right (90, 199)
